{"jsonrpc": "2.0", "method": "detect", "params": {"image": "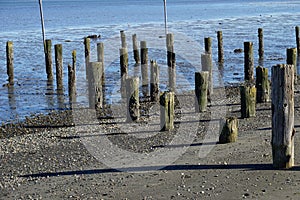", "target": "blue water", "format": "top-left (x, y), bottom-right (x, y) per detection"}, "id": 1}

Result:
top-left (0, 0), bottom-right (300, 123)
